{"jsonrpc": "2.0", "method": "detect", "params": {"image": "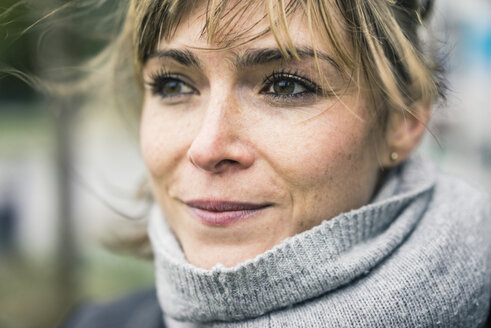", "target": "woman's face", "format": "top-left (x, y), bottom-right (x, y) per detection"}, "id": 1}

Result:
top-left (141, 7), bottom-right (383, 269)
